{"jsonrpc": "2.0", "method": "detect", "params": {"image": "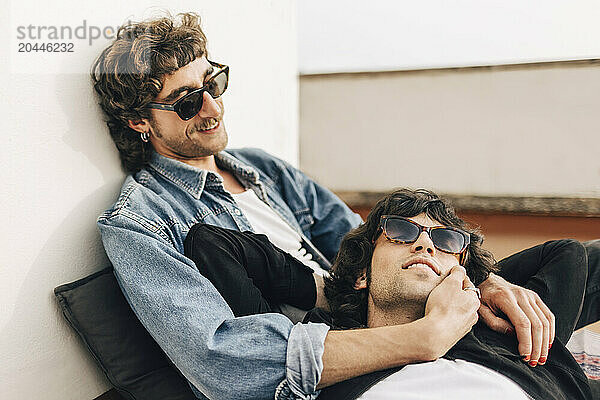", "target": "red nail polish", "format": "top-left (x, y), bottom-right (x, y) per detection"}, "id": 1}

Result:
top-left (539, 357), bottom-right (547, 365)
top-left (549, 342), bottom-right (553, 349)
top-left (522, 355), bottom-right (531, 362)
top-left (529, 360), bottom-right (538, 367)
